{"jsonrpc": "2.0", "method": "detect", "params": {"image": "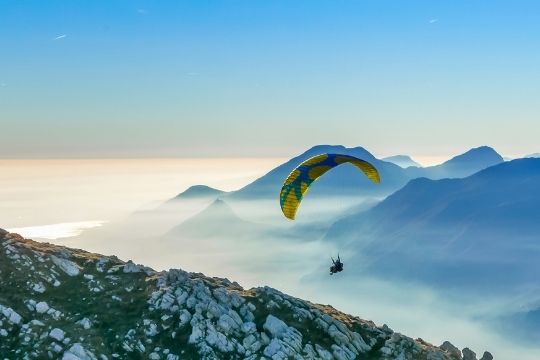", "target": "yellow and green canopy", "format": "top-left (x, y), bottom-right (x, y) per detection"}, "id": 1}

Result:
top-left (279, 154), bottom-right (380, 220)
